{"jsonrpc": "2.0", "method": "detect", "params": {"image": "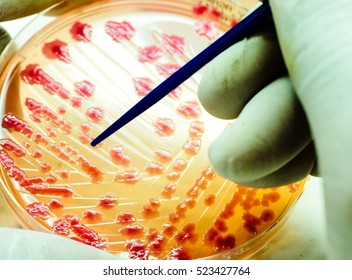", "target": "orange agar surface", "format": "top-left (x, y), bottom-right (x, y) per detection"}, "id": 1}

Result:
top-left (0, 0), bottom-right (305, 260)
